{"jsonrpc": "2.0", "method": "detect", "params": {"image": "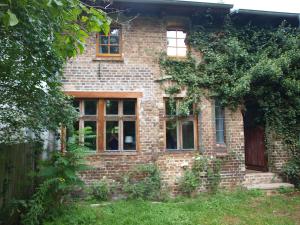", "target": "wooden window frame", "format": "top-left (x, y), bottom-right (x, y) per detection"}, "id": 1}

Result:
top-left (96, 27), bottom-right (122, 57)
top-left (64, 92), bottom-right (141, 153)
top-left (167, 28), bottom-right (188, 58)
top-left (104, 99), bottom-right (137, 152)
top-left (164, 99), bottom-right (198, 151)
